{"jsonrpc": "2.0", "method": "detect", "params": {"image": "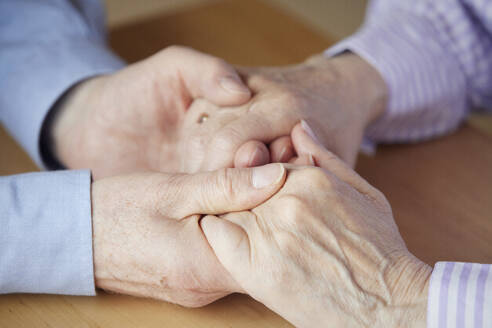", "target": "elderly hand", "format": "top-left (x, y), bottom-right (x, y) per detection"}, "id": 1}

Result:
top-left (201, 122), bottom-right (431, 327)
top-left (192, 53), bottom-right (388, 170)
top-left (48, 46), bottom-right (252, 179)
top-left (91, 163), bottom-right (286, 307)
